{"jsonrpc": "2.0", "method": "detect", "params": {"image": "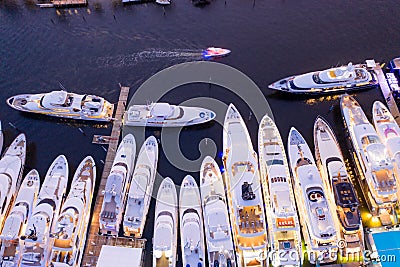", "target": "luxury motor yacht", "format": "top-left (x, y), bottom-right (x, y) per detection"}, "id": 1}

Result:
top-left (19, 155), bottom-right (68, 267)
top-left (7, 90), bottom-right (114, 122)
top-left (0, 170), bottom-right (40, 267)
top-left (222, 104), bottom-right (268, 267)
top-left (50, 156), bottom-right (96, 267)
top-left (314, 117), bottom-right (363, 254)
top-left (269, 61), bottom-right (377, 94)
top-left (341, 95), bottom-right (398, 221)
top-left (179, 175), bottom-right (205, 267)
top-left (123, 136), bottom-right (158, 238)
top-left (124, 102), bottom-right (215, 127)
top-left (258, 115), bottom-right (302, 267)
top-left (0, 133), bottom-right (27, 232)
top-left (200, 156), bottom-right (235, 267)
top-left (153, 177), bottom-right (178, 267)
top-left (99, 134), bottom-right (136, 236)
top-left (288, 127), bottom-right (338, 264)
